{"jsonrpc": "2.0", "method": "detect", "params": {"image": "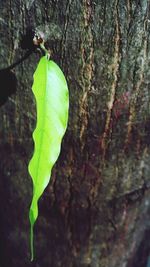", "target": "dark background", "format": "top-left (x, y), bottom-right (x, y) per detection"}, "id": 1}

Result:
top-left (0, 0), bottom-right (150, 266)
